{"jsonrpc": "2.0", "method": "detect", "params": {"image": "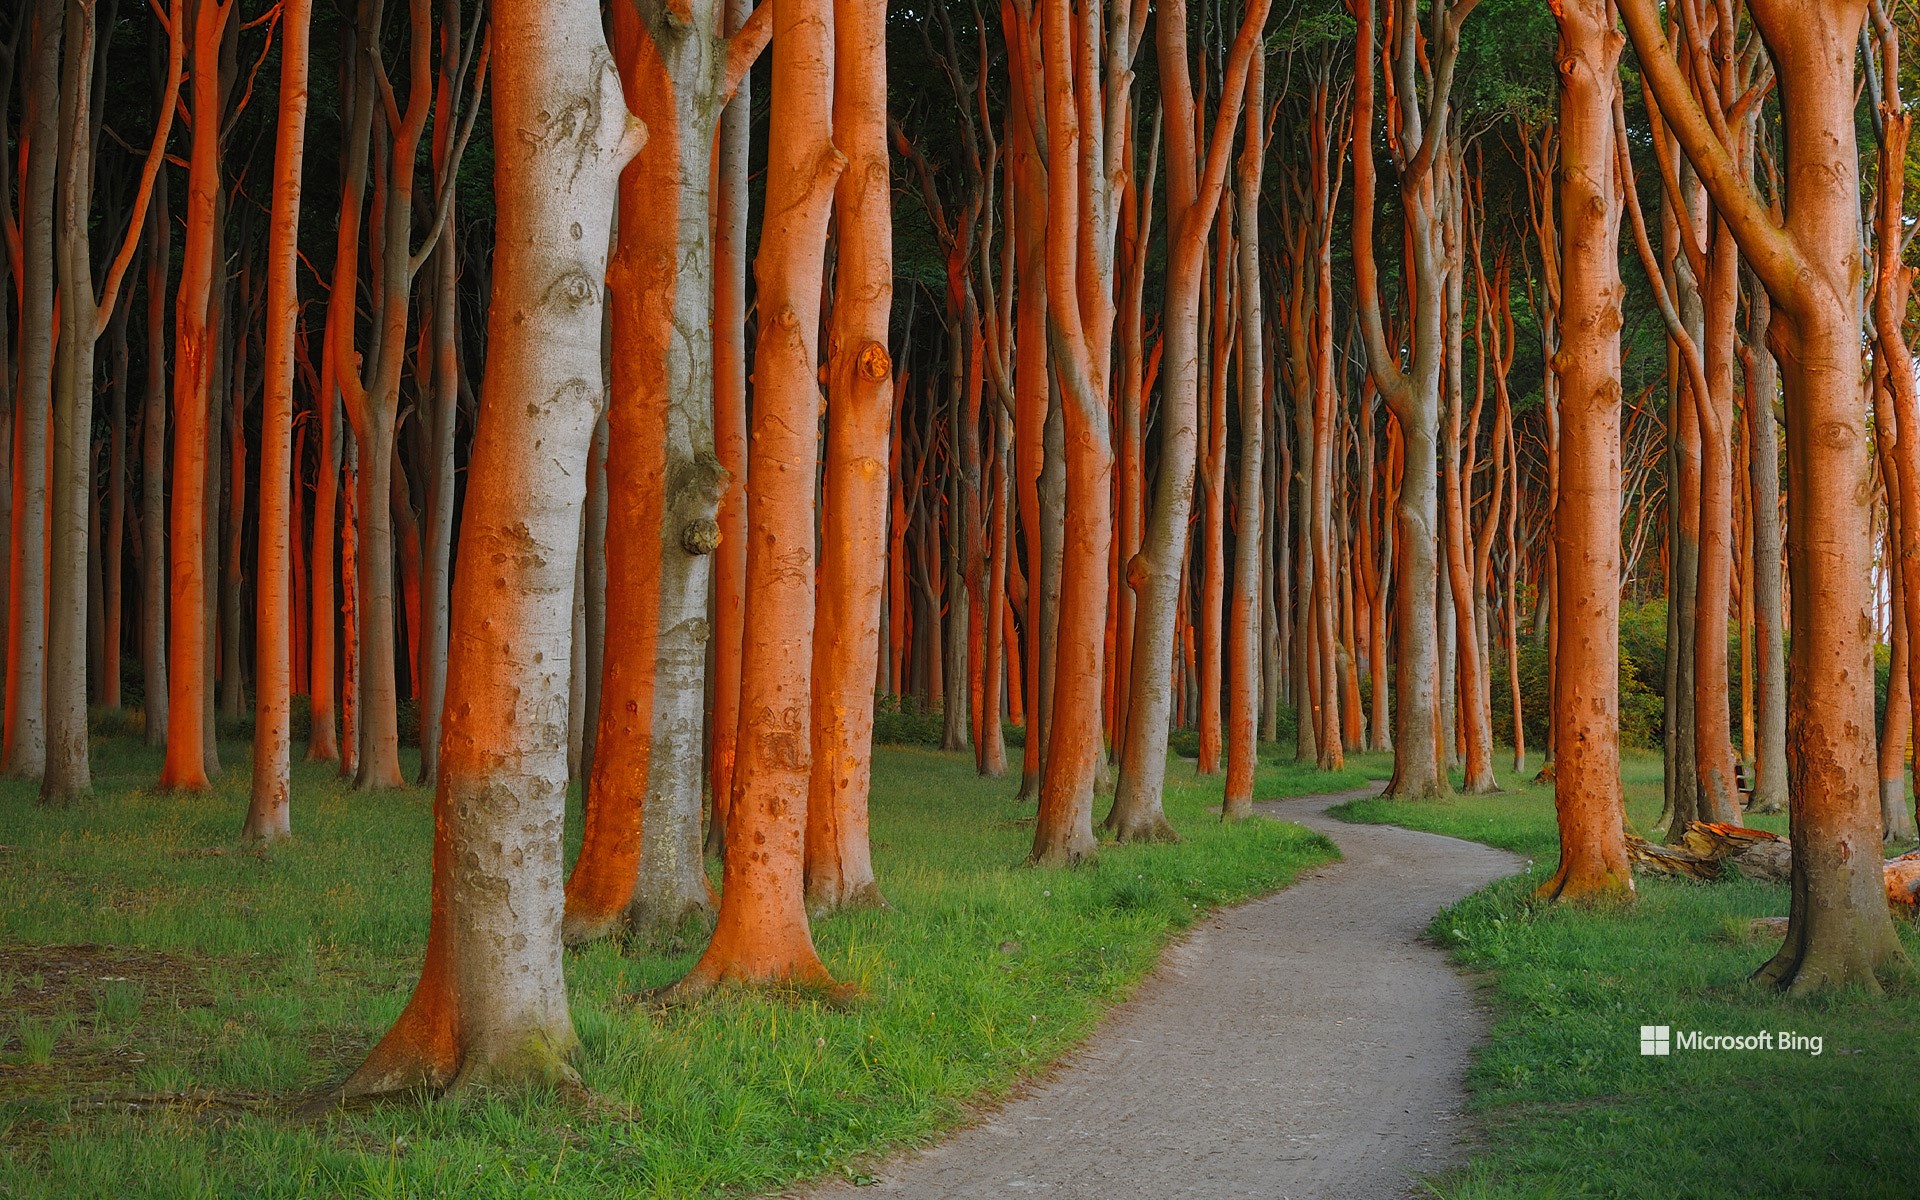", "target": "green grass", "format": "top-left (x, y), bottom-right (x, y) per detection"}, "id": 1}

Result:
top-left (1333, 749), bottom-right (1920, 1199)
top-left (0, 730), bottom-right (1345, 1198)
